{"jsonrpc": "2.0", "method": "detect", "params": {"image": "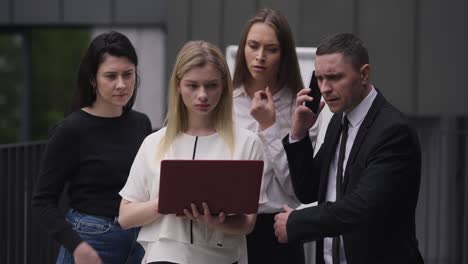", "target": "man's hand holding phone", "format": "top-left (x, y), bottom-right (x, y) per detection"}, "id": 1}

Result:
top-left (304, 71), bottom-right (321, 114)
top-left (290, 71), bottom-right (323, 140)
